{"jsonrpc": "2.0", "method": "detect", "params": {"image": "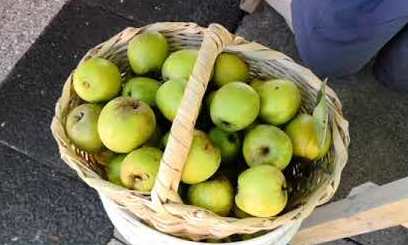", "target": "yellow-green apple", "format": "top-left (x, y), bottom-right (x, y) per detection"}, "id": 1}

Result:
top-left (210, 82), bottom-right (260, 132)
top-left (98, 96), bottom-right (156, 153)
top-left (65, 103), bottom-right (103, 152)
top-left (213, 53), bottom-right (249, 87)
top-left (122, 77), bottom-right (160, 106)
top-left (155, 79), bottom-right (185, 121)
top-left (209, 127), bottom-right (241, 163)
top-left (106, 154), bottom-right (126, 186)
top-left (243, 124), bottom-right (292, 170)
top-left (127, 31), bottom-right (169, 74)
top-left (120, 146), bottom-right (162, 192)
top-left (257, 79), bottom-right (301, 125)
top-left (73, 57), bottom-right (121, 102)
top-left (181, 130), bottom-right (221, 184)
top-left (187, 176), bottom-right (234, 216)
top-left (285, 113), bottom-right (331, 160)
top-left (235, 165), bottom-right (287, 217)
top-left (161, 49), bottom-right (198, 83)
